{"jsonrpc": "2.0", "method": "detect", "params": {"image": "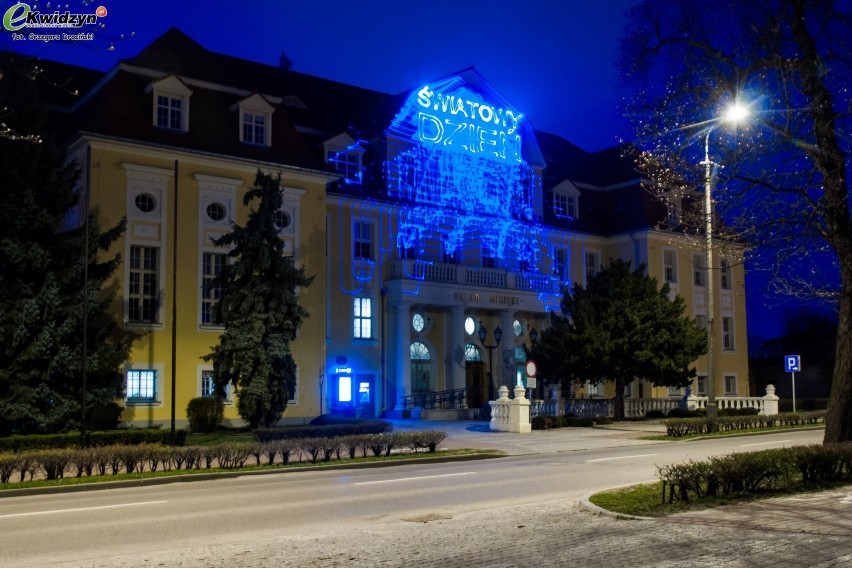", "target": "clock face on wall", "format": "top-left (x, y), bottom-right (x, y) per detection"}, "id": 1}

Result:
top-left (525, 360), bottom-right (538, 377)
